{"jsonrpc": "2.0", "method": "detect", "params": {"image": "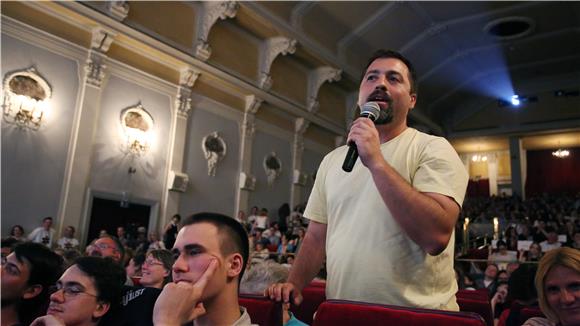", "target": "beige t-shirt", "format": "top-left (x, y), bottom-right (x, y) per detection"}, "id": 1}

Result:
top-left (304, 128), bottom-right (468, 310)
